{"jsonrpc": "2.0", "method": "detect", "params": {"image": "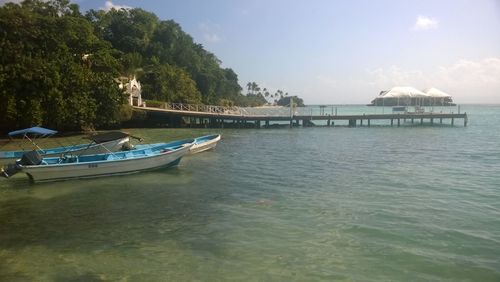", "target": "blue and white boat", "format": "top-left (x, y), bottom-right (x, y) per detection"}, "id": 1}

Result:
top-left (135, 134), bottom-right (221, 155)
top-left (0, 127), bottom-right (132, 160)
top-left (190, 134), bottom-right (221, 154)
top-left (2, 139), bottom-right (194, 183)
